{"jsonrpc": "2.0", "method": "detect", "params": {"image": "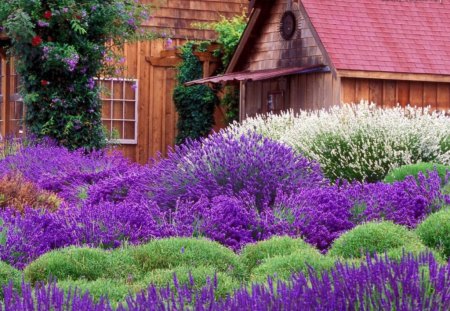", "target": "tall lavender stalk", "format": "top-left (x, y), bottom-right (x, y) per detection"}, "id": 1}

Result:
top-left (1, 253), bottom-right (449, 310)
